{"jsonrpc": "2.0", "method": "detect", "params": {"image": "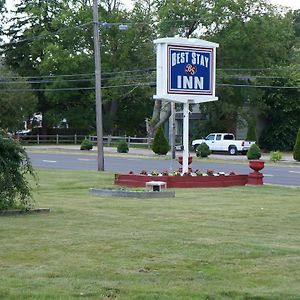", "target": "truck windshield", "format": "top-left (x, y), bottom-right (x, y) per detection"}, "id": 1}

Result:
top-left (206, 134), bottom-right (215, 140)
